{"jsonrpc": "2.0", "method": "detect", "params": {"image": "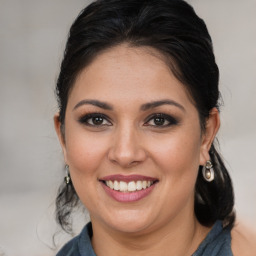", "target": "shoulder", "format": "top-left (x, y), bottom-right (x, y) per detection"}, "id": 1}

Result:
top-left (56, 222), bottom-right (95, 256)
top-left (193, 221), bottom-right (233, 256)
top-left (231, 221), bottom-right (256, 256)
top-left (56, 235), bottom-right (80, 256)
